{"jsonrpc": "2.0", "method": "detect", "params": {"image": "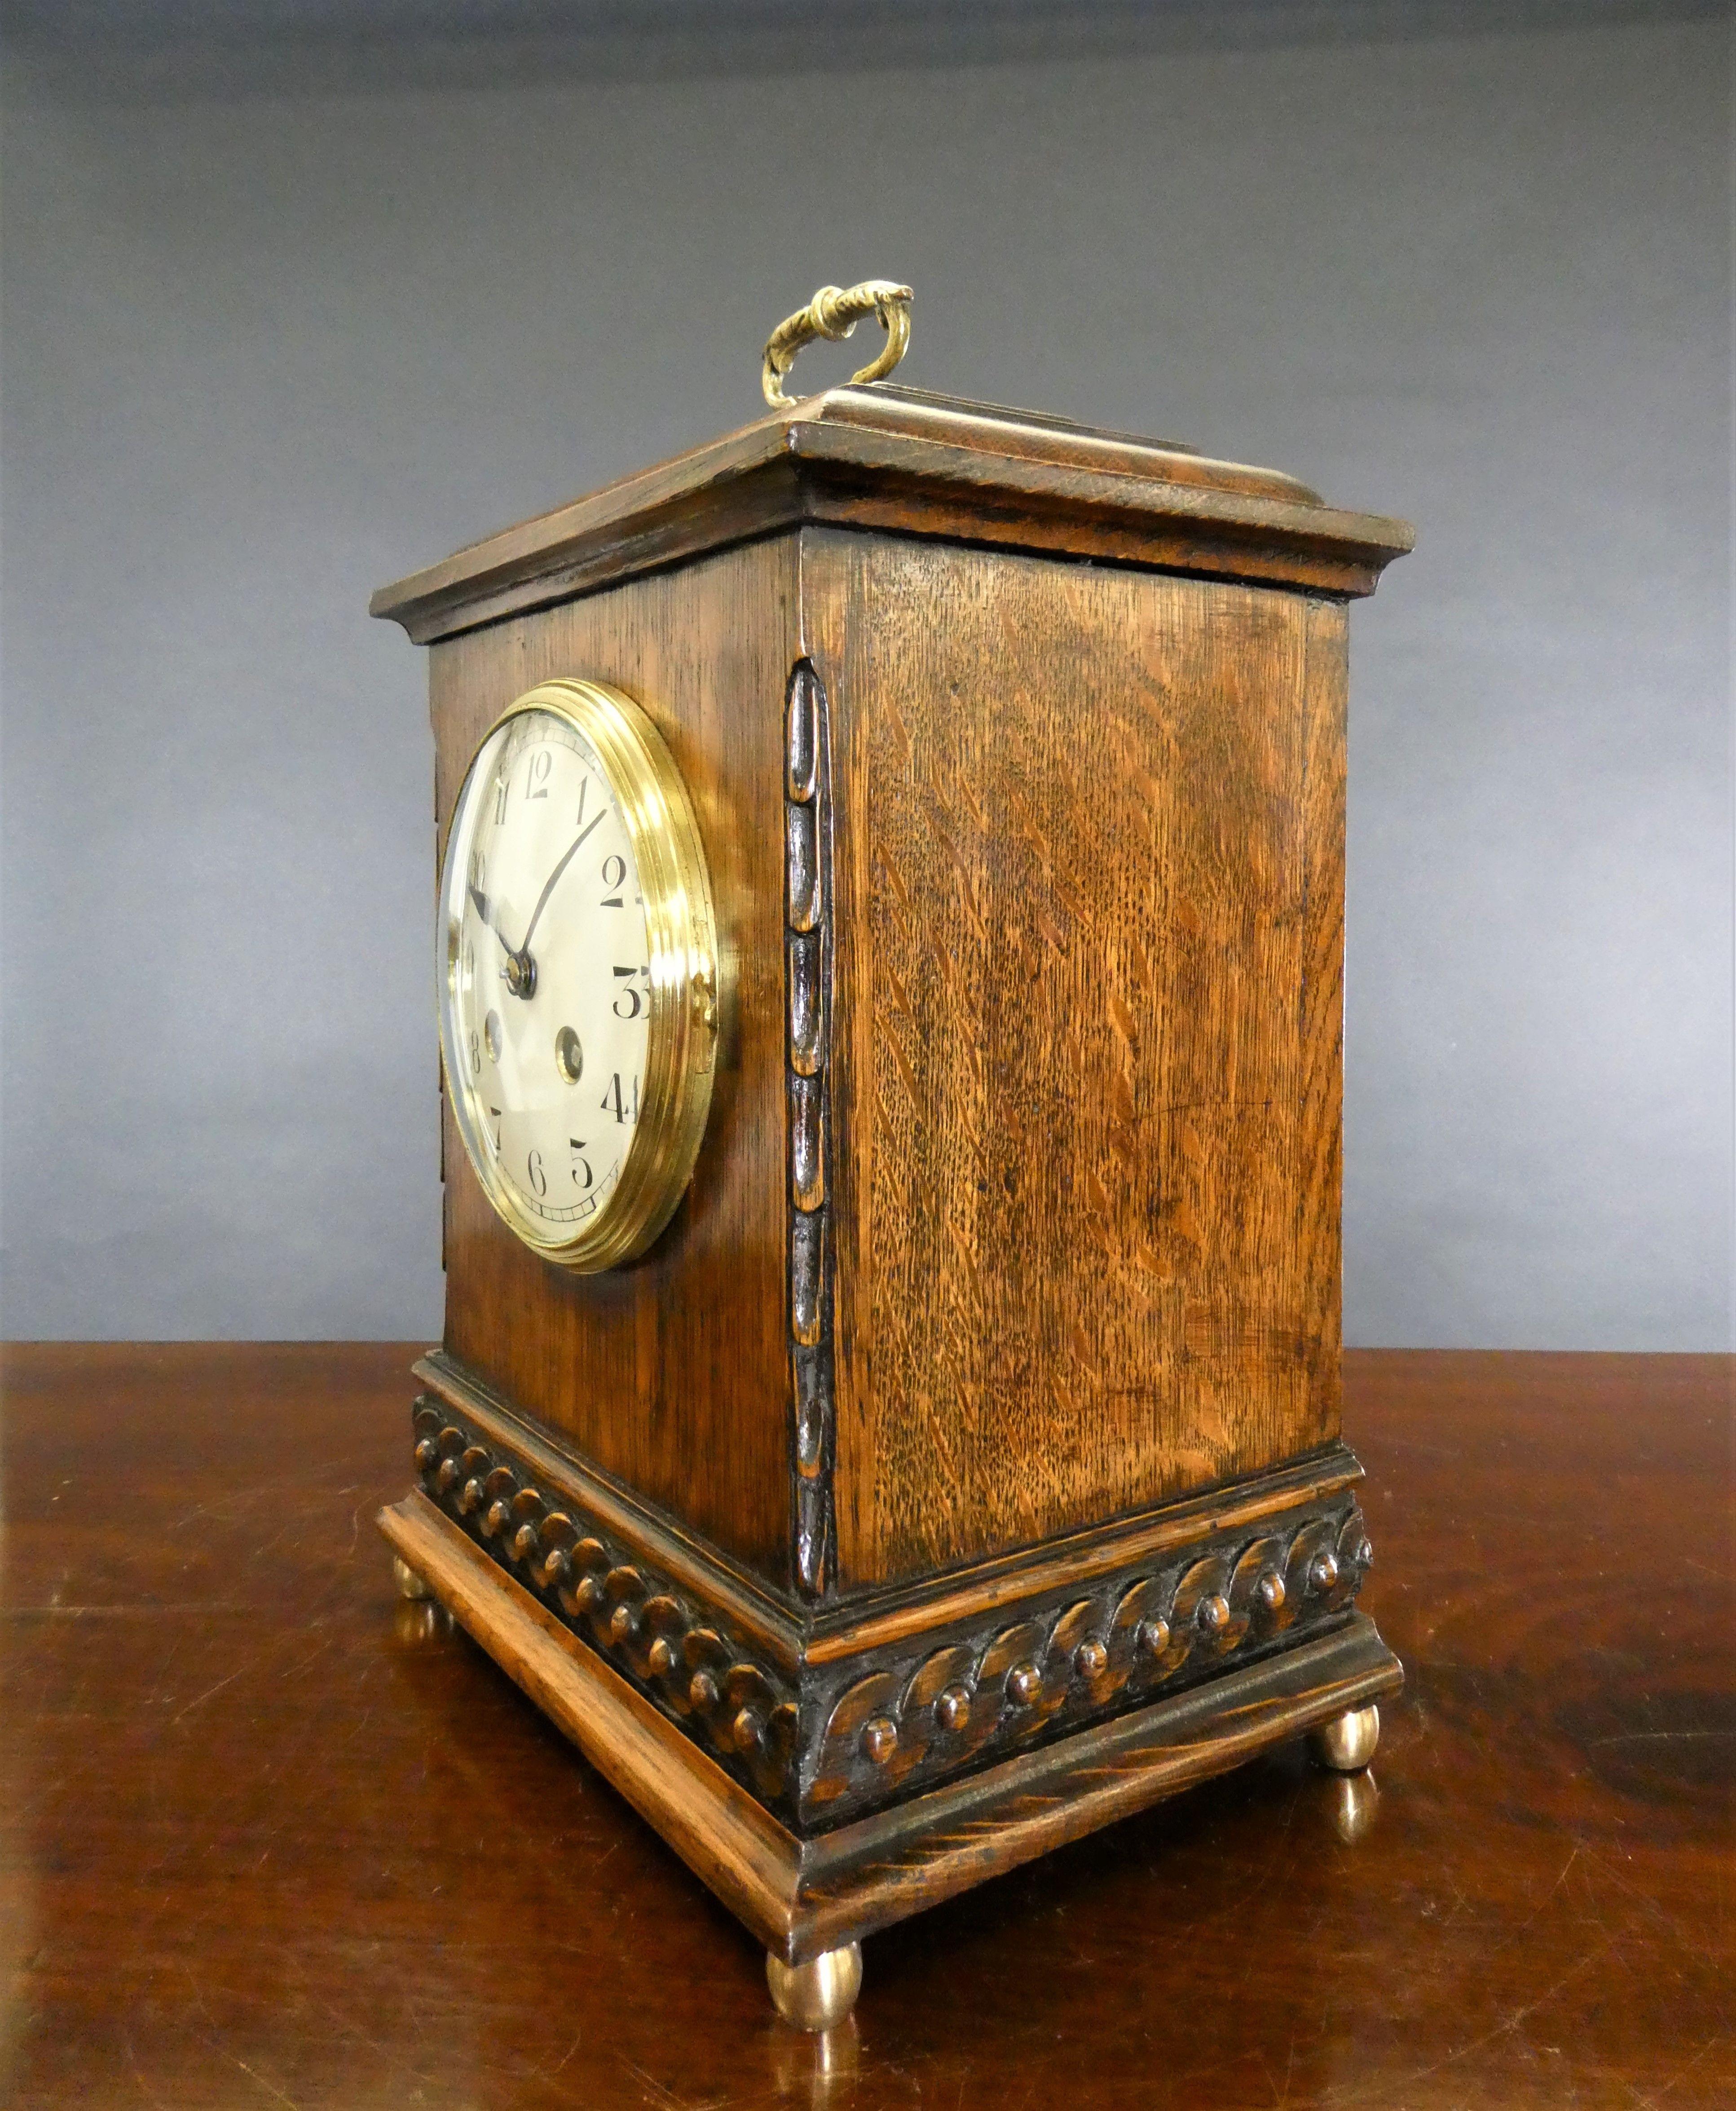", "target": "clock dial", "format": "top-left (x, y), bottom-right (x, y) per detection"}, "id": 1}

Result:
top-left (437, 681), bottom-right (718, 1271)
top-left (452, 709), bottom-right (647, 1225)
